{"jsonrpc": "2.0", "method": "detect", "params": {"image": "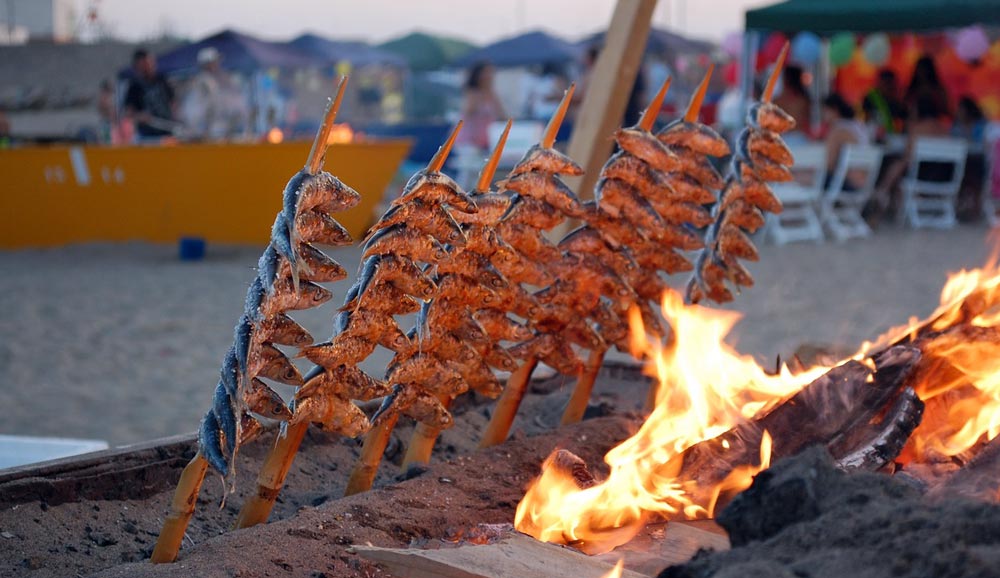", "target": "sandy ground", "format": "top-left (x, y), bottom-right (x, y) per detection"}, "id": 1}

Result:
top-left (0, 224), bottom-right (993, 445)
